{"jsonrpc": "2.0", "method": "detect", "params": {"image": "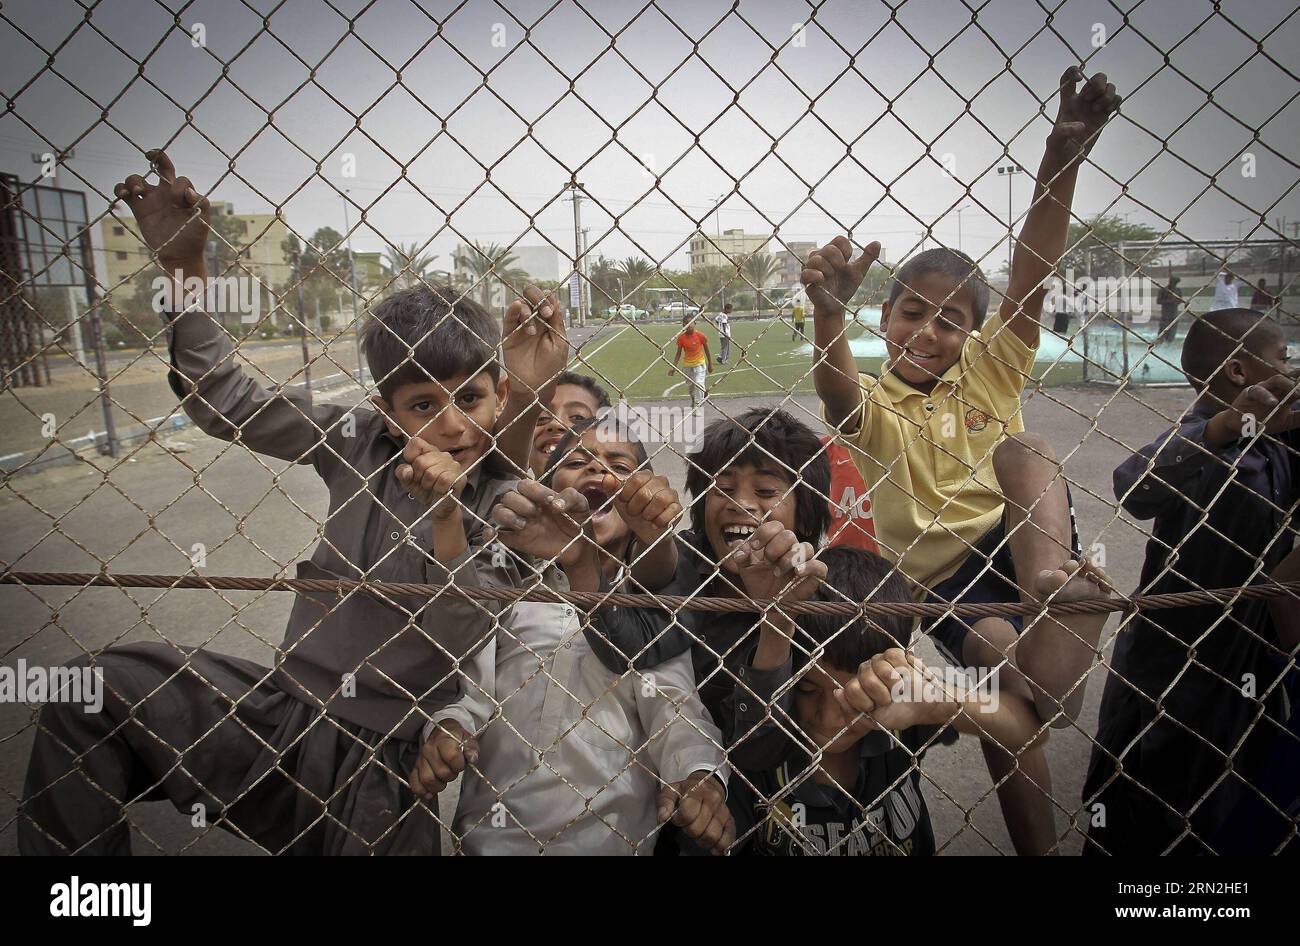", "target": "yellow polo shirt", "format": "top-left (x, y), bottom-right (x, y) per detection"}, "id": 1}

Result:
top-left (830, 312), bottom-right (1037, 589)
